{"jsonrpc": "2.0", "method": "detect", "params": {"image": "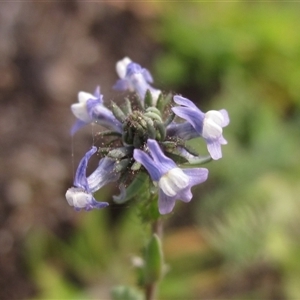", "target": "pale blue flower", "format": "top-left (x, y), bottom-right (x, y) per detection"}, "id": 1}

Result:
top-left (71, 86), bottom-right (122, 135)
top-left (172, 95), bottom-right (230, 160)
top-left (113, 57), bottom-right (161, 105)
top-left (133, 139), bottom-right (208, 214)
top-left (65, 146), bottom-right (119, 211)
